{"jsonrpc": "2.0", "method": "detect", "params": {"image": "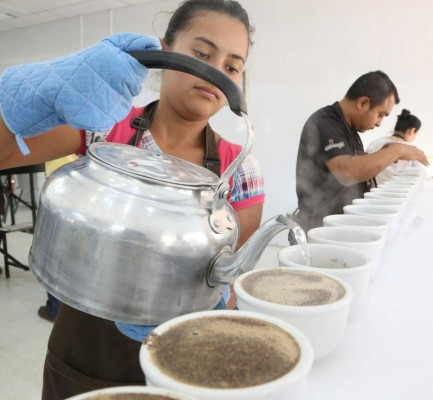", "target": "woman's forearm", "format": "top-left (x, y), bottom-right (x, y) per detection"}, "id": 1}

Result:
top-left (0, 115), bottom-right (17, 162)
top-left (0, 119), bottom-right (82, 169)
